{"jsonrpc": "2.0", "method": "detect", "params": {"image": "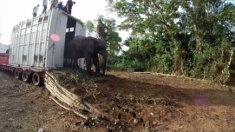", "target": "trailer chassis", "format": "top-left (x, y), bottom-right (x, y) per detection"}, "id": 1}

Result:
top-left (0, 64), bottom-right (45, 86)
